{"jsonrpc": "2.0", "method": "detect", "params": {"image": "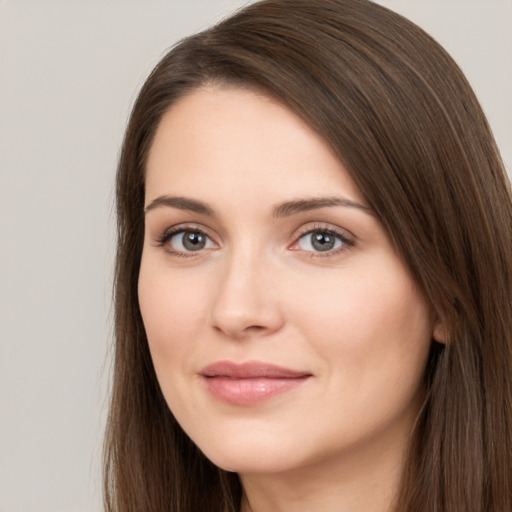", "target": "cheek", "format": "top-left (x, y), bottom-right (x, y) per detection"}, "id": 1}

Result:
top-left (137, 258), bottom-right (213, 429)
top-left (284, 261), bottom-right (433, 446)
top-left (137, 258), bottom-right (208, 366)
top-left (287, 259), bottom-right (433, 382)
